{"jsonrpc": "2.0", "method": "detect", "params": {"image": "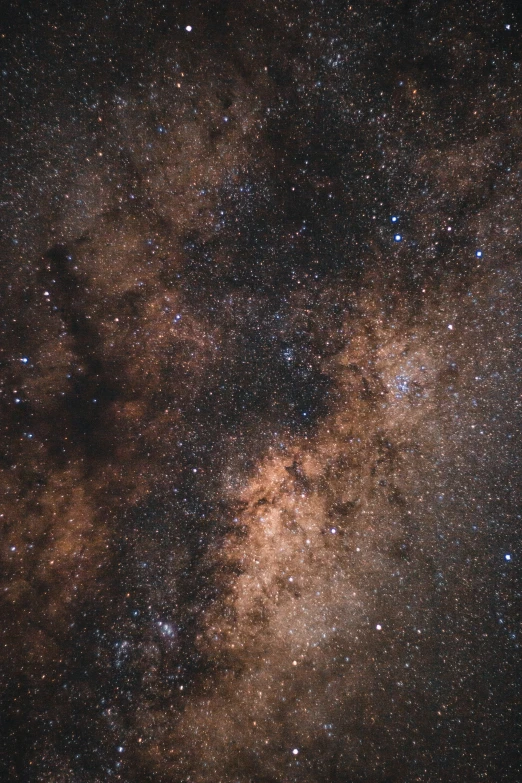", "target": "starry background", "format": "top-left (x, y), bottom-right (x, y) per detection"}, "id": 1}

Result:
top-left (1, 1), bottom-right (522, 781)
